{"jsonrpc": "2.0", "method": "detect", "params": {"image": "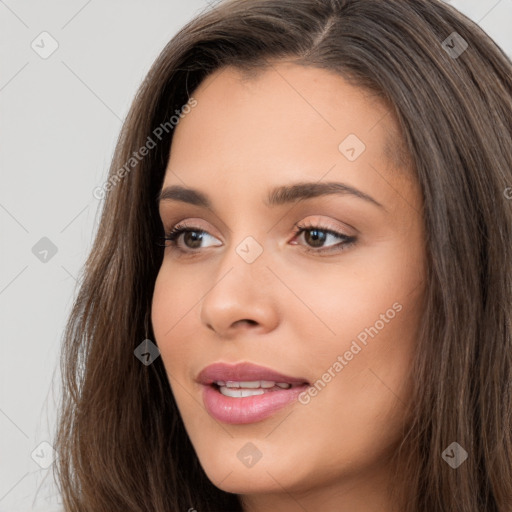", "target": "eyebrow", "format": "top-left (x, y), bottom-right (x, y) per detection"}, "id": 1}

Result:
top-left (157, 181), bottom-right (385, 211)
